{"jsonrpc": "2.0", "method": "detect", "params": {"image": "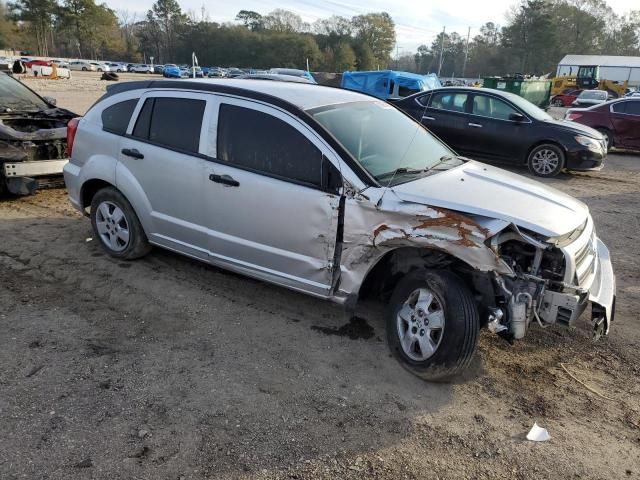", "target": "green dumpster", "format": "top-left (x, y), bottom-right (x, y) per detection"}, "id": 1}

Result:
top-left (482, 77), bottom-right (552, 109)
